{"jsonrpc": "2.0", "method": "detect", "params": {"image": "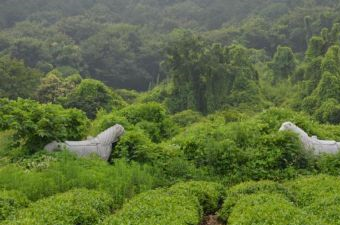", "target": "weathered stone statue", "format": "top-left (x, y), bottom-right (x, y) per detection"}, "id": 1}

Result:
top-left (279, 122), bottom-right (340, 154)
top-left (44, 124), bottom-right (125, 160)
